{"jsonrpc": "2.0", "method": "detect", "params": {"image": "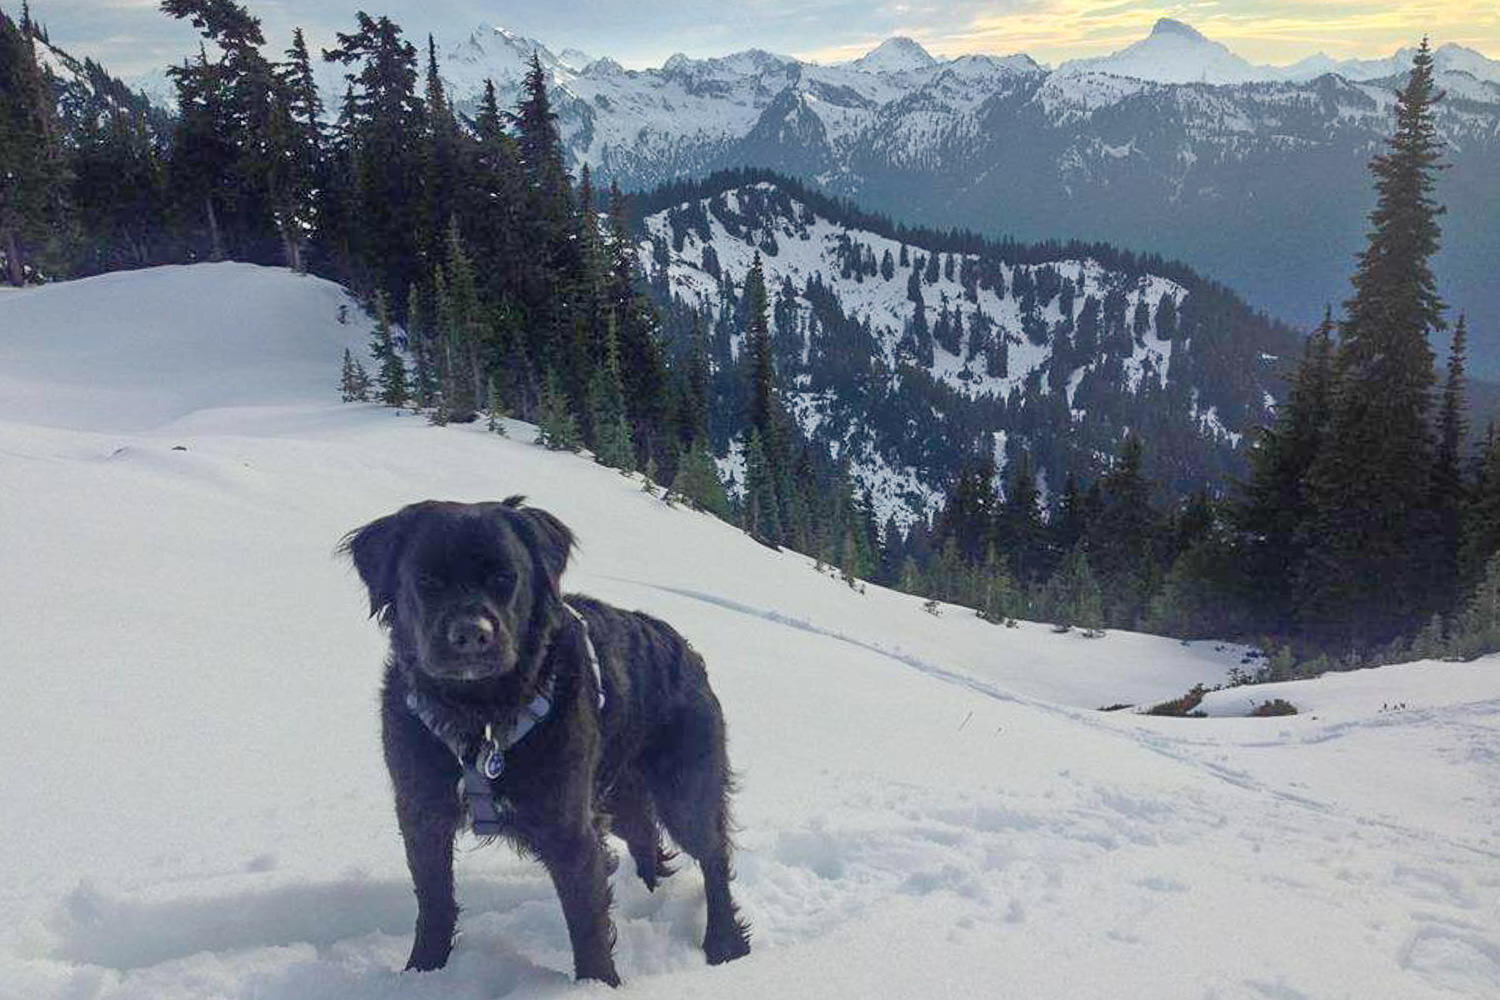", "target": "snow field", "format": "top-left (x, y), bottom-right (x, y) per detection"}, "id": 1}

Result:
top-left (1, 264), bottom-right (1498, 999)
